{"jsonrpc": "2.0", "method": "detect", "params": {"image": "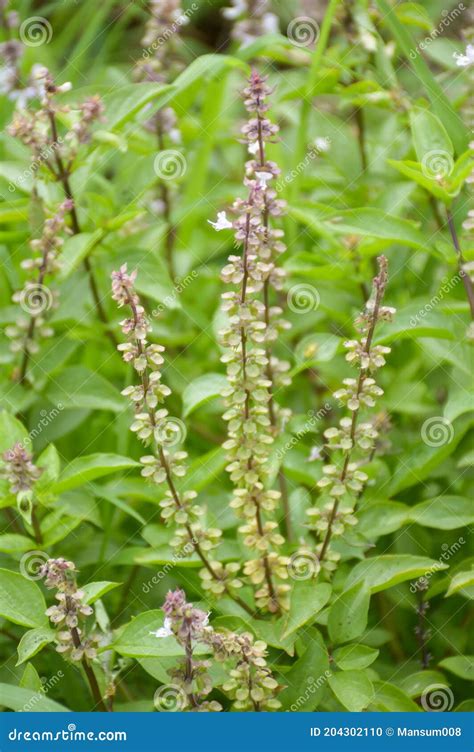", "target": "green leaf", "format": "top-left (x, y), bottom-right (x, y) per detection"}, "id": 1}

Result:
top-left (182, 373), bottom-right (228, 417)
top-left (20, 663), bottom-right (43, 692)
top-left (376, 0), bottom-right (468, 153)
top-left (0, 683), bottom-right (68, 712)
top-left (281, 582), bottom-right (331, 639)
top-left (53, 453), bottom-right (139, 493)
top-left (358, 501), bottom-right (410, 538)
top-left (387, 159), bottom-right (455, 202)
top-left (46, 366), bottom-right (124, 412)
top-left (169, 55), bottom-right (248, 106)
top-left (439, 656), bottom-right (473, 681)
top-left (81, 581), bottom-right (121, 604)
top-left (0, 534), bottom-right (35, 553)
top-left (16, 627), bottom-right (56, 666)
top-left (398, 670), bottom-right (447, 698)
top-left (36, 444), bottom-right (61, 493)
top-left (410, 108), bottom-right (454, 164)
top-left (328, 670), bottom-right (374, 711)
top-left (446, 570), bottom-right (474, 600)
top-left (251, 618), bottom-right (296, 656)
top-left (389, 415), bottom-right (473, 495)
top-left (345, 555), bottom-right (449, 593)
top-left (290, 206), bottom-right (426, 248)
top-left (279, 628), bottom-right (329, 711)
top-left (0, 411), bottom-right (29, 454)
top-left (112, 610), bottom-right (210, 658)
top-left (408, 496), bottom-right (474, 529)
top-left (90, 483), bottom-right (146, 525)
top-left (103, 82), bottom-right (175, 130)
top-left (0, 569), bottom-right (47, 628)
top-left (60, 230), bottom-right (105, 278)
top-left (328, 582), bottom-right (371, 644)
top-left (370, 681), bottom-right (421, 711)
top-left (333, 644), bottom-right (379, 671)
